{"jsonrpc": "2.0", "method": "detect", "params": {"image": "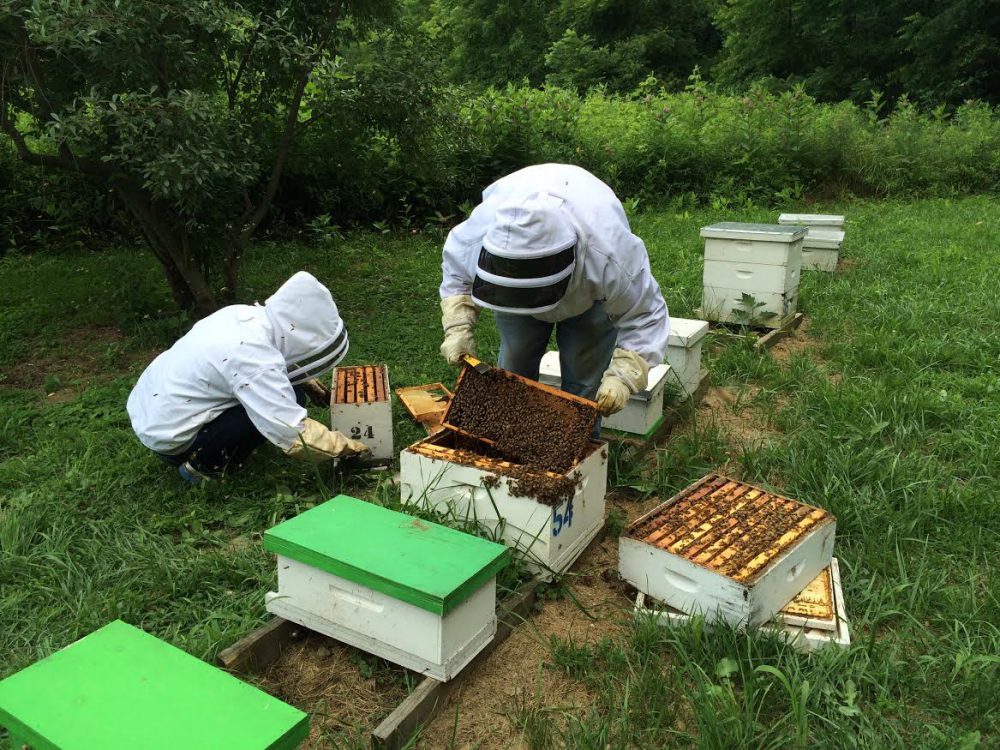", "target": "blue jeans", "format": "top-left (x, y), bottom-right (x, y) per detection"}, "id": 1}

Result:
top-left (158, 386), bottom-right (308, 475)
top-left (494, 301), bottom-right (617, 437)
